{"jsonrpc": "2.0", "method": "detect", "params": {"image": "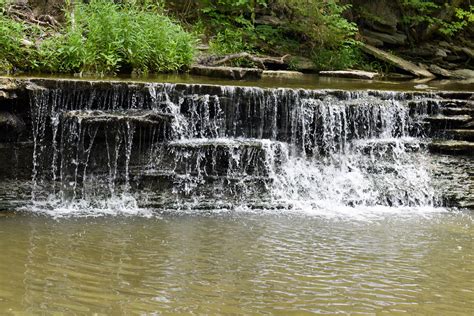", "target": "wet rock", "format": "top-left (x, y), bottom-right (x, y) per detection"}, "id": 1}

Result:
top-left (361, 44), bottom-right (435, 78)
top-left (191, 66), bottom-right (263, 80)
top-left (62, 110), bottom-right (175, 126)
top-left (319, 70), bottom-right (380, 80)
top-left (262, 70), bottom-right (304, 79)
